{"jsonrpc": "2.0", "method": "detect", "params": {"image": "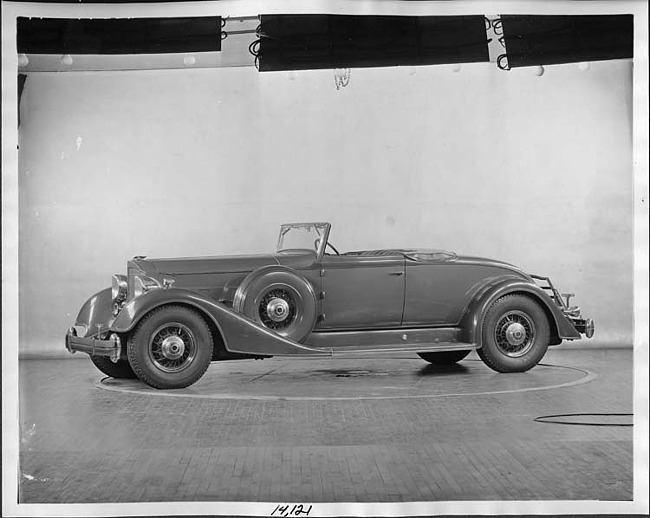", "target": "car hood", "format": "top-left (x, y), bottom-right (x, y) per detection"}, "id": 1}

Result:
top-left (131, 250), bottom-right (317, 276)
top-left (132, 254), bottom-right (280, 276)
